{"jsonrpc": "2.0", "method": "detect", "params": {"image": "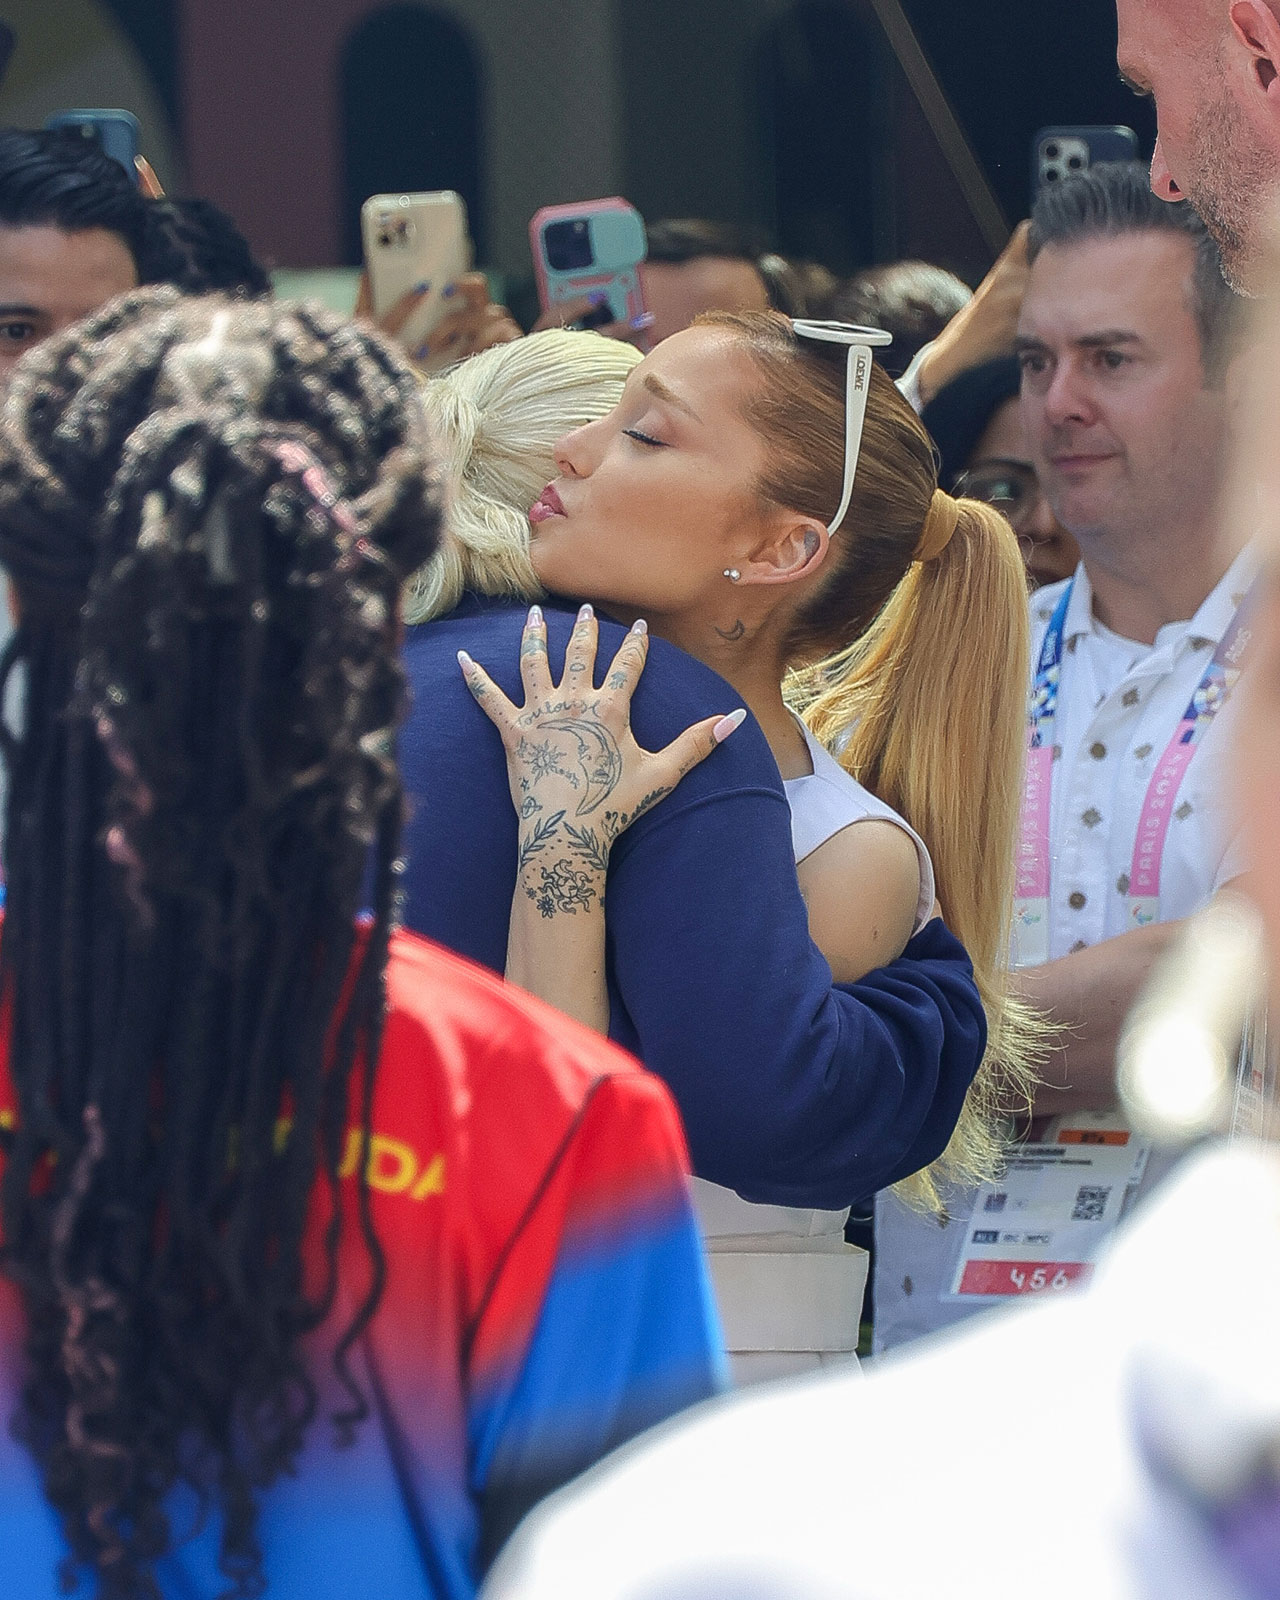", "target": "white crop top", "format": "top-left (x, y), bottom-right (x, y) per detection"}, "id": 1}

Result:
top-left (691, 720), bottom-right (940, 1286)
top-left (783, 720), bottom-right (936, 934)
